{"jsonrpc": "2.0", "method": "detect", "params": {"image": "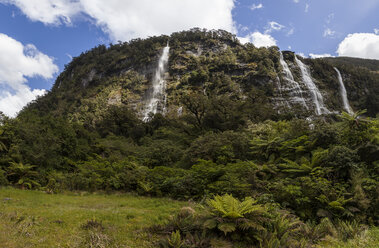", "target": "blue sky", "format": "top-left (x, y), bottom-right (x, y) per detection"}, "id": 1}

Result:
top-left (0, 0), bottom-right (378, 116)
